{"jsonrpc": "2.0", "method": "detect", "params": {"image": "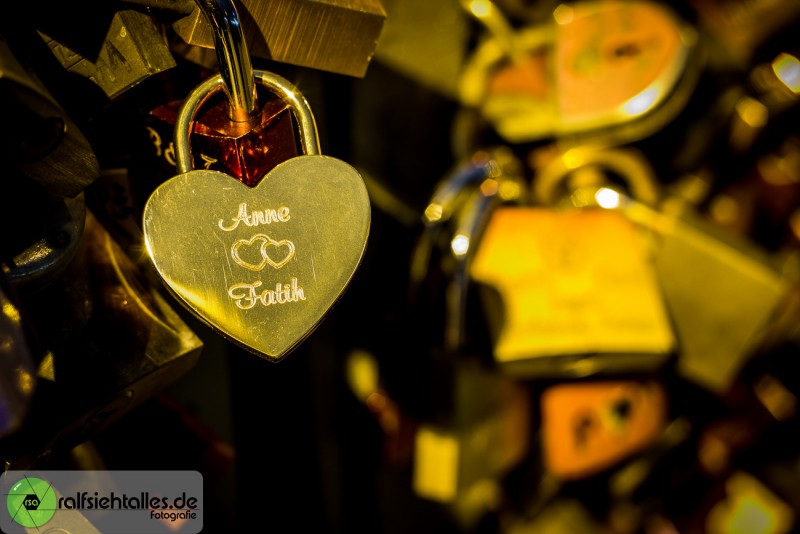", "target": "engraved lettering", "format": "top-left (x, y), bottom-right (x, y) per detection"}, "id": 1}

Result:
top-left (164, 142), bottom-right (176, 166)
top-left (200, 154), bottom-right (218, 169)
top-left (218, 203), bottom-right (291, 231)
top-left (227, 278), bottom-right (306, 309)
top-left (146, 126), bottom-right (162, 157)
top-left (228, 281), bottom-right (262, 310)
